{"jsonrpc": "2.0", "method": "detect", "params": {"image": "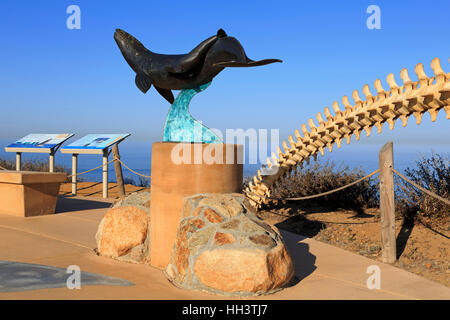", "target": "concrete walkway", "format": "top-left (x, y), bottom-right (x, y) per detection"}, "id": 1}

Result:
top-left (0, 196), bottom-right (449, 300)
